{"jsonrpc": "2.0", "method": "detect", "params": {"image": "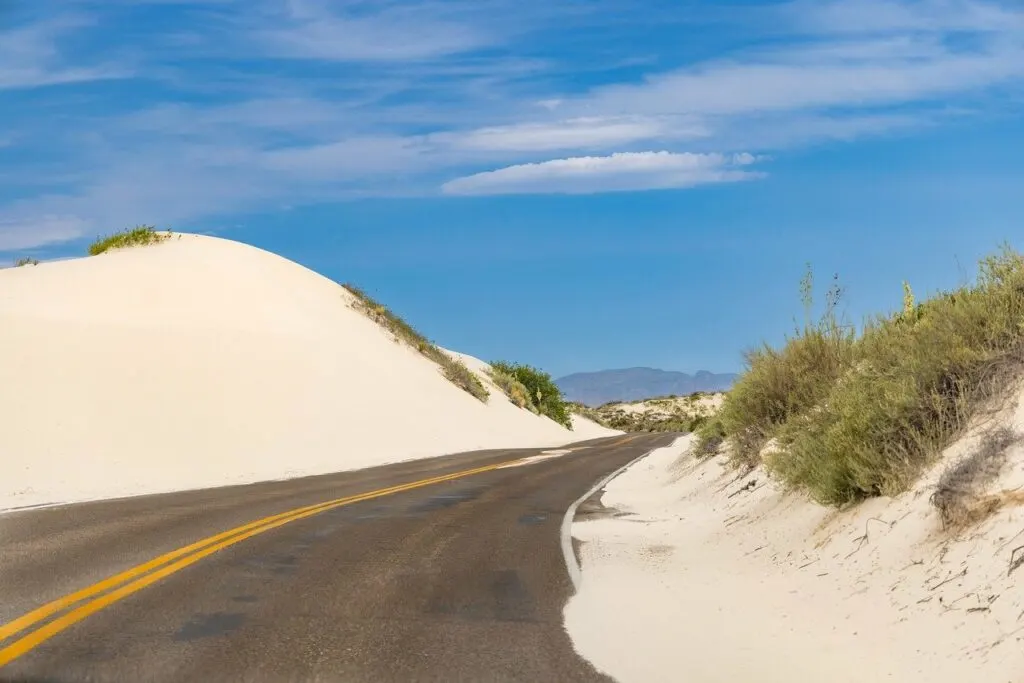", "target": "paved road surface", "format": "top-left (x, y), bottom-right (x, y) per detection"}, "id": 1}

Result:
top-left (0, 433), bottom-right (675, 683)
